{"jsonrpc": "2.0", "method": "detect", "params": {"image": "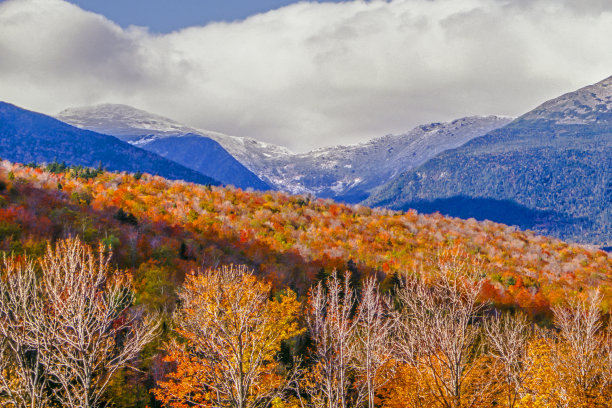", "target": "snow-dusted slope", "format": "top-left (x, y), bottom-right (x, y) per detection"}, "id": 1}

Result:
top-left (56, 104), bottom-right (195, 137)
top-left (57, 104), bottom-right (511, 201)
top-left (56, 104), bottom-right (293, 177)
top-left (260, 116), bottom-right (512, 200)
top-left (57, 104), bottom-right (275, 190)
top-left (520, 75), bottom-right (612, 124)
